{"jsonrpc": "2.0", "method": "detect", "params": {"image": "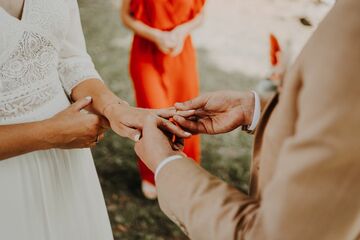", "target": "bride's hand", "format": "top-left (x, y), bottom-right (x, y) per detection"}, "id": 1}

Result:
top-left (103, 103), bottom-right (193, 141)
top-left (45, 97), bottom-right (109, 149)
